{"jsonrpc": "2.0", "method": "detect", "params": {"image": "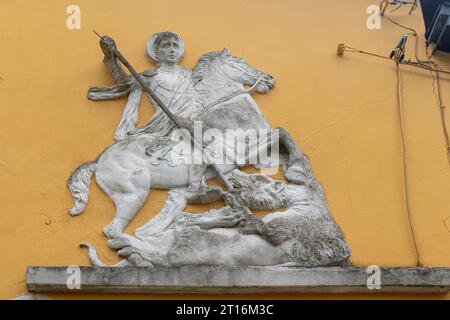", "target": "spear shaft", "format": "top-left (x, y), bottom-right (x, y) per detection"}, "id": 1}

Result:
top-left (110, 42), bottom-right (236, 191)
top-left (113, 49), bottom-right (185, 129)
